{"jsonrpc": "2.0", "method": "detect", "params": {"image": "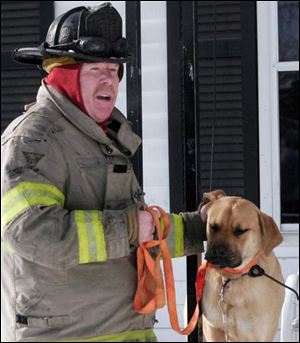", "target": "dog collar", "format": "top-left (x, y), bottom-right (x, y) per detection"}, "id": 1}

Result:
top-left (207, 254), bottom-right (260, 274)
top-left (195, 255), bottom-right (261, 309)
